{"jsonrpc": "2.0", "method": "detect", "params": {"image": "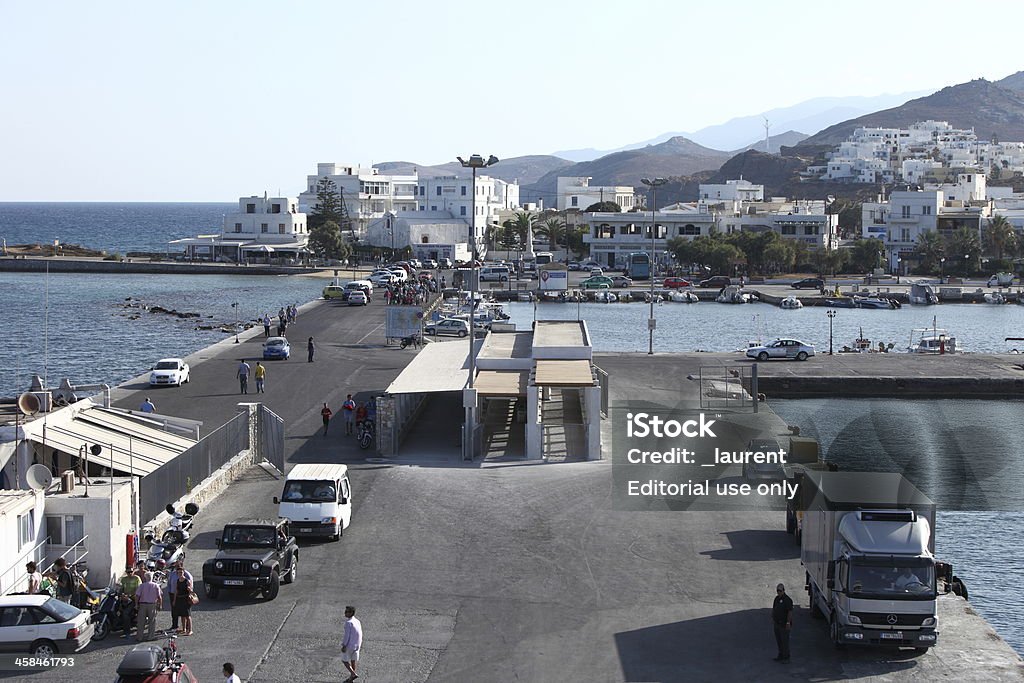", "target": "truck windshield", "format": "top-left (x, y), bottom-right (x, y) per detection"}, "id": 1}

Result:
top-left (222, 526), bottom-right (275, 546)
top-left (848, 558), bottom-right (935, 599)
top-left (281, 480), bottom-right (337, 503)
